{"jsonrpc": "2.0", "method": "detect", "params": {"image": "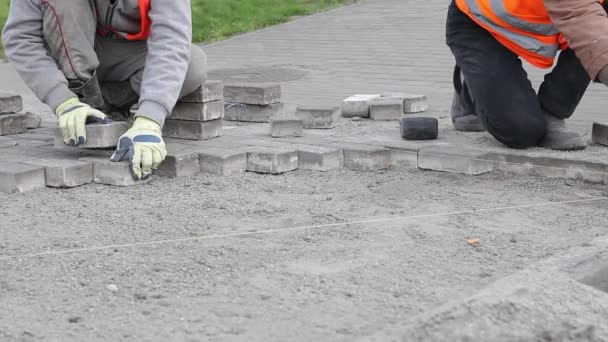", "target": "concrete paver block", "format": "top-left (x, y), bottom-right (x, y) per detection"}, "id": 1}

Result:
top-left (418, 147), bottom-right (495, 175)
top-left (592, 122), bottom-right (608, 146)
top-left (369, 98), bottom-right (404, 121)
top-left (224, 103), bottom-right (284, 122)
top-left (296, 145), bottom-right (342, 171)
top-left (169, 100), bottom-right (224, 121)
top-left (341, 94), bottom-right (381, 118)
top-left (80, 157), bottom-right (149, 186)
top-left (0, 162), bottom-right (46, 193)
top-left (224, 83), bottom-right (281, 105)
top-left (199, 148), bottom-right (248, 175)
top-left (25, 158), bottom-right (93, 188)
top-left (270, 119), bottom-right (303, 138)
top-left (23, 112), bottom-right (42, 129)
top-left (403, 94), bottom-right (429, 113)
top-left (295, 105), bottom-right (341, 129)
top-left (156, 151), bottom-right (201, 178)
top-left (163, 119), bottom-right (223, 140)
top-left (341, 145), bottom-right (392, 170)
top-left (54, 122), bottom-right (130, 148)
top-left (0, 113), bottom-right (28, 135)
top-left (179, 80), bottom-right (224, 103)
top-left (0, 91), bottom-right (23, 114)
top-left (400, 117), bottom-right (439, 140)
top-left (247, 148), bottom-right (299, 174)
